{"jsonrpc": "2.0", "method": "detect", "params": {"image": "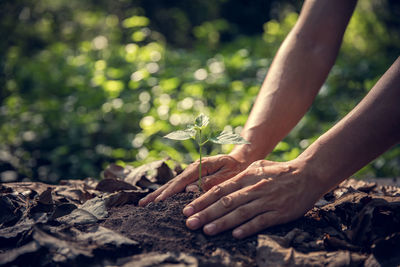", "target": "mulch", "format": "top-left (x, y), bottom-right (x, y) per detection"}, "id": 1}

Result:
top-left (1, 159), bottom-right (399, 266)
